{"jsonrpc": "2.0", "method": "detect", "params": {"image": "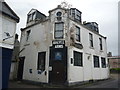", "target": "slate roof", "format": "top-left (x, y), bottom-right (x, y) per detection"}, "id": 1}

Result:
top-left (0, 1), bottom-right (19, 23)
